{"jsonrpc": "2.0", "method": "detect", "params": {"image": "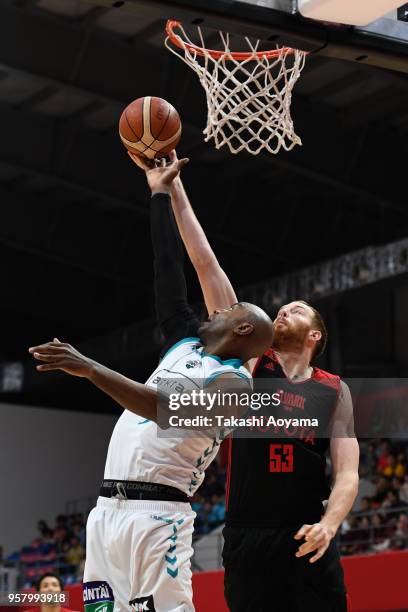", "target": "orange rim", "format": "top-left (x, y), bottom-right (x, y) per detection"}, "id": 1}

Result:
top-left (166, 20), bottom-right (299, 60)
